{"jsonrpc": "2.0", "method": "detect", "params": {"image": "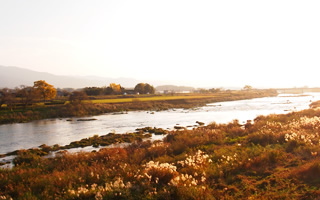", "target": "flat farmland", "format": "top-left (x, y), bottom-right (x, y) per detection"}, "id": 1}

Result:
top-left (89, 94), bottom-right (214, 104)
